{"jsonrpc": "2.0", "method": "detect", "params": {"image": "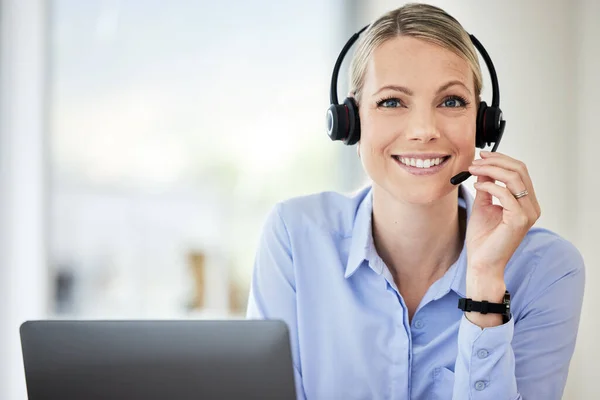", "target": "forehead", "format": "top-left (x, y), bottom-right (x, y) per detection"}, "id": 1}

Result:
top-left (364, 36), bottom-right (474, 94)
